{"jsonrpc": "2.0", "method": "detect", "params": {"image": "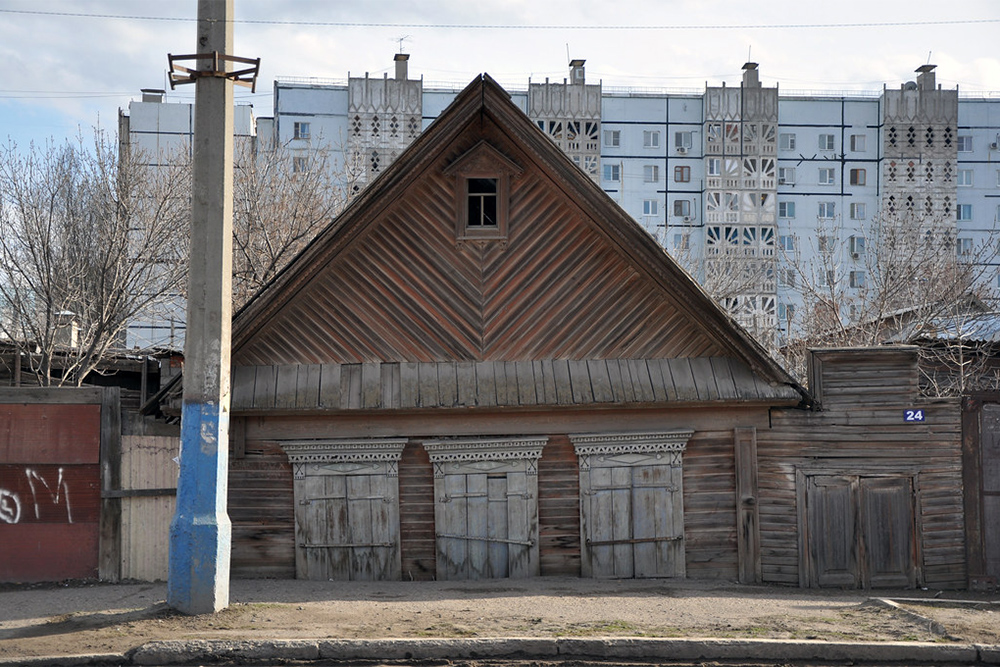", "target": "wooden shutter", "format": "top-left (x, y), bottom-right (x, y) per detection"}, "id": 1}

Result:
top-left (572, 430), bottom-right (693, 579)
top-left (282, 439), bottom-right (407, 581)
top-left (424, 437), bottom-right (546, 581)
